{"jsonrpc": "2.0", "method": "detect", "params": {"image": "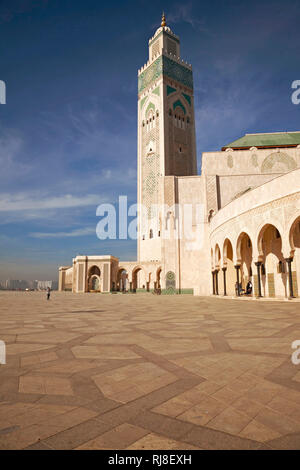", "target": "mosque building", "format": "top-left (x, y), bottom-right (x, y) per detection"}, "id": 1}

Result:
top-left (59, 14), bottom-right (300, 300)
